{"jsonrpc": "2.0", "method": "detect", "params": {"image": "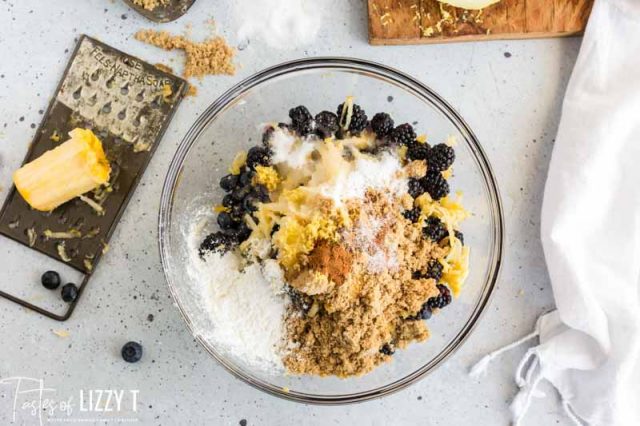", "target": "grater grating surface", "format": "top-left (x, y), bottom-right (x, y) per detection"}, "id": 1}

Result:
top-left (122, 0), bottom-right (196, 23)
top-left (0, 35), bottom-right (188, 320)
